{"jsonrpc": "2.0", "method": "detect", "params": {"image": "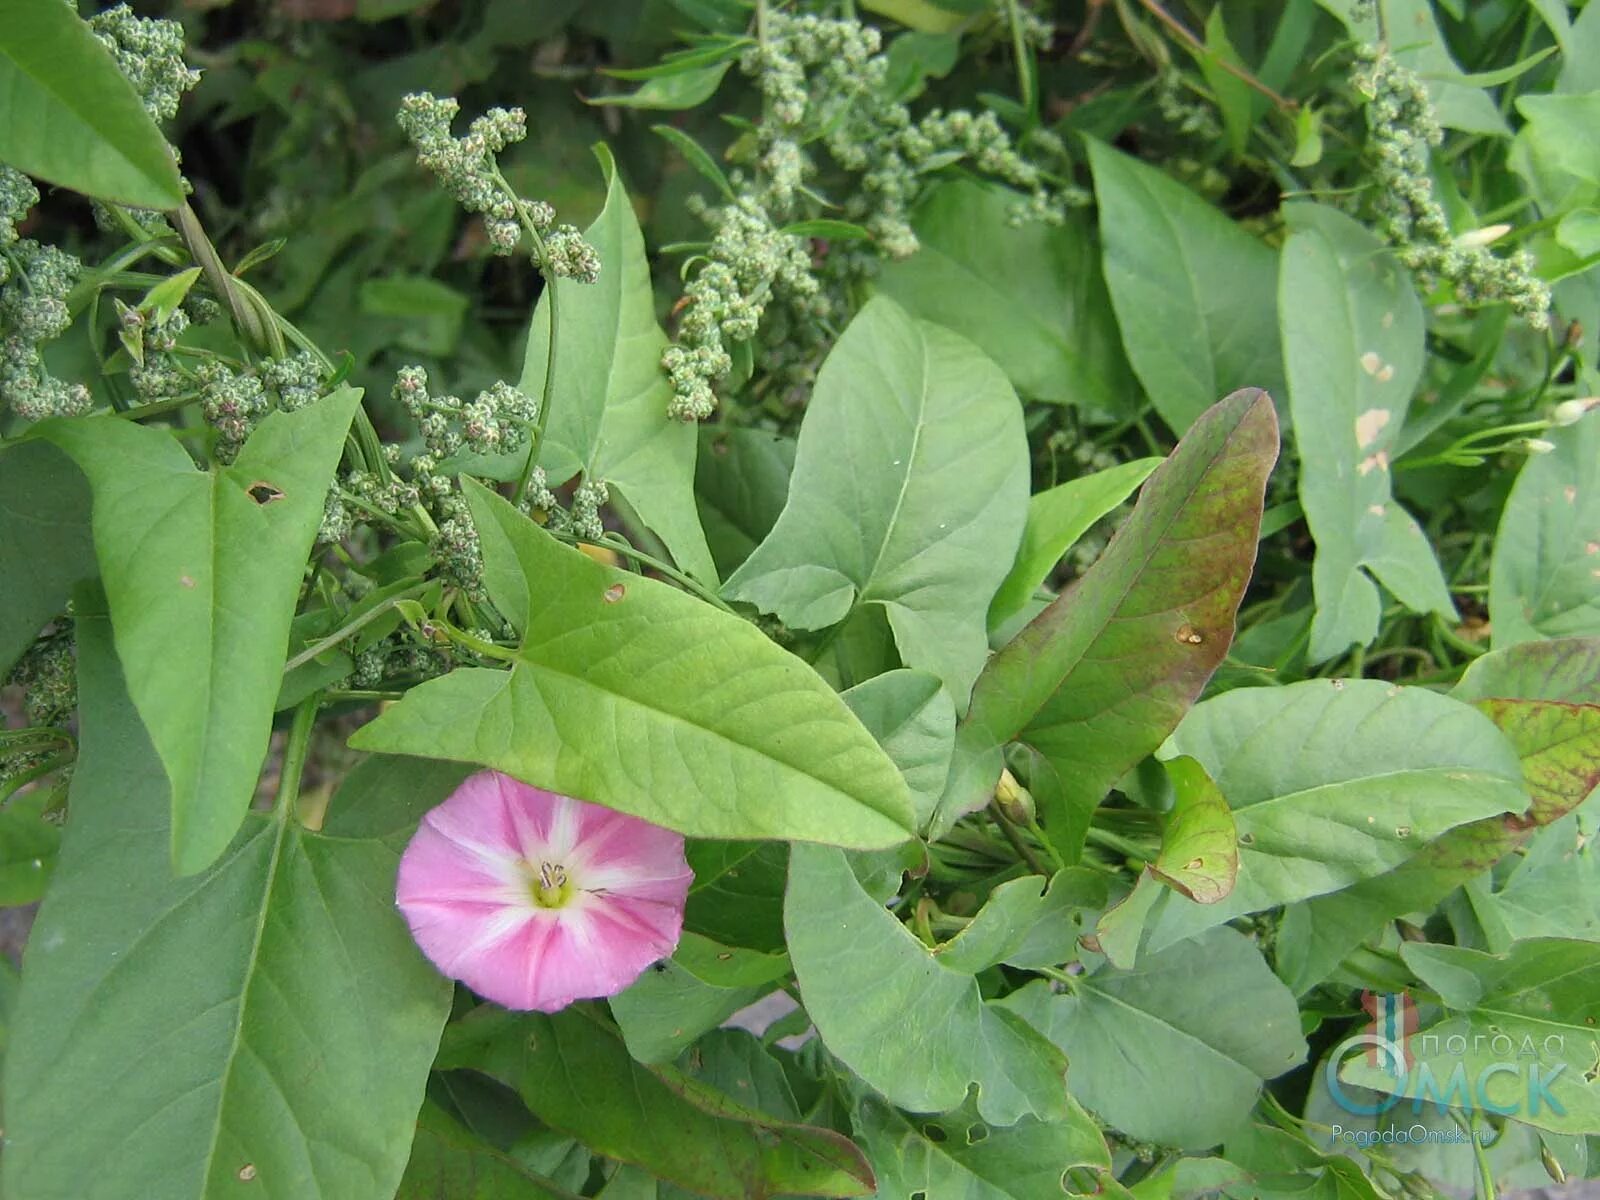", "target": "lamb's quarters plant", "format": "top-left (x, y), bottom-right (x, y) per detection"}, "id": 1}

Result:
top-left (2, 1), bottom-right (1600, 1198)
